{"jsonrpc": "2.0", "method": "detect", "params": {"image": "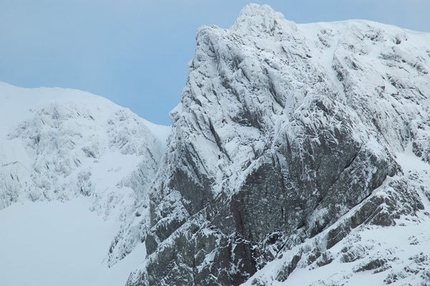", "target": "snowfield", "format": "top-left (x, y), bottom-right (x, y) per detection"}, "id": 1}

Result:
top-left (0, 197), bottom-right (146, 286)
